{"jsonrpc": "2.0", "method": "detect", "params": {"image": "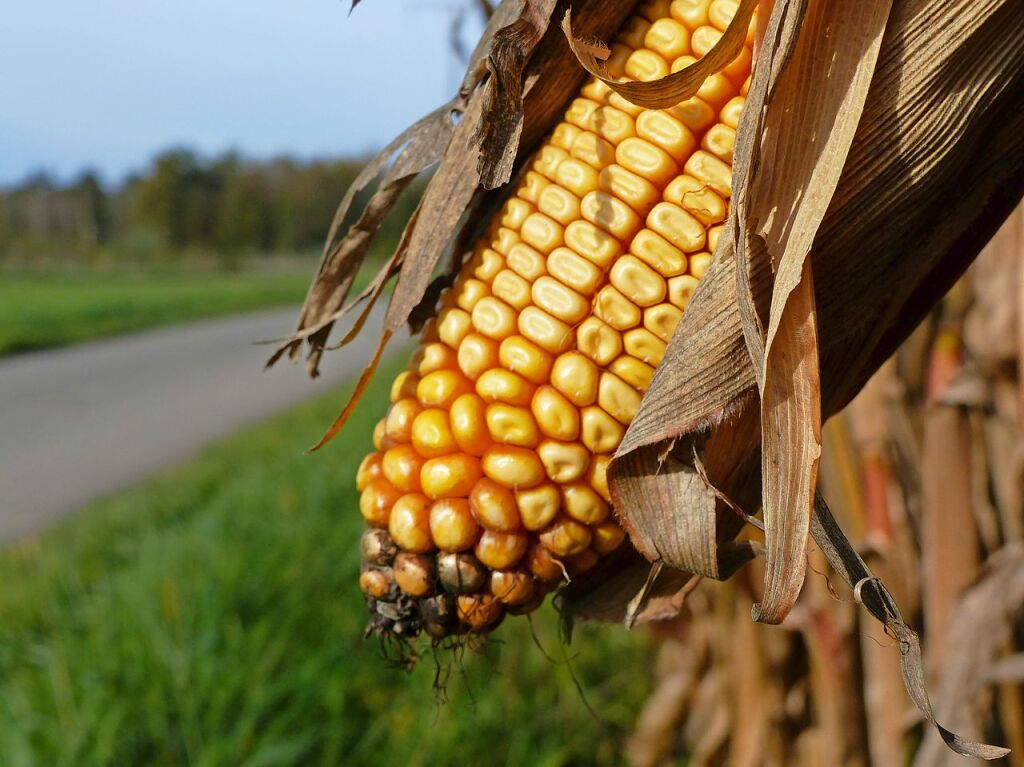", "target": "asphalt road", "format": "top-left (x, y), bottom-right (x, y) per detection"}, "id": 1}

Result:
top-left (0, 306), bottom-right (402, 543)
